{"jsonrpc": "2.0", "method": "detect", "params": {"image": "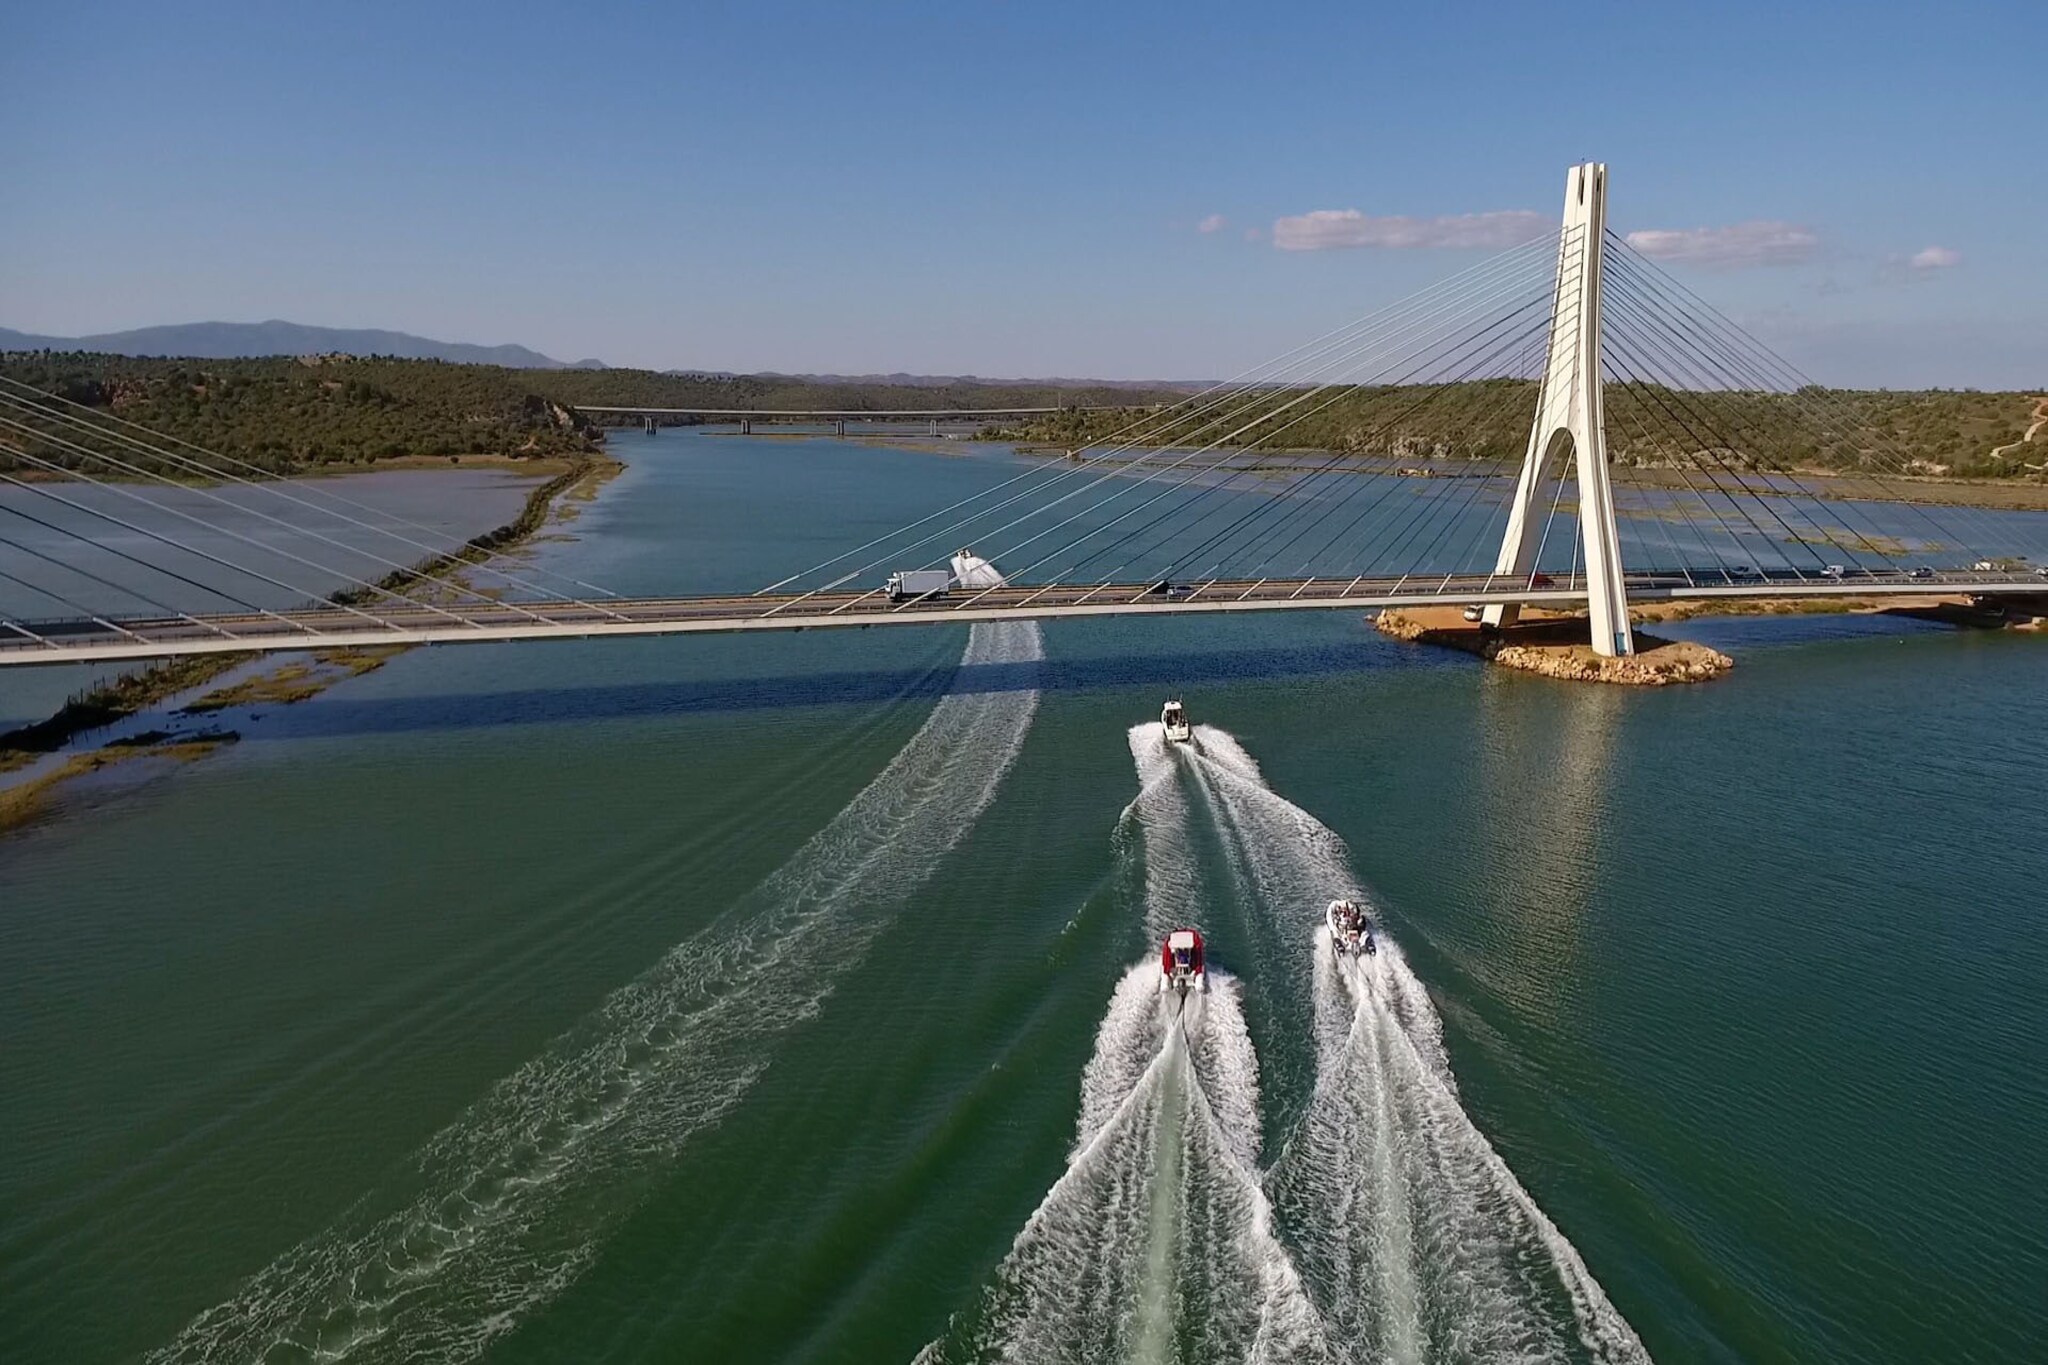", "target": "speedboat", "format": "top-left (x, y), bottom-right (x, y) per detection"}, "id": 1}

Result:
top-left (1161, 928), bottom-right (1207, 996)
top-left (1326, 899), bottom-right (1375, 956)
top-left (1161, 699), bottom-right (1192, 744)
